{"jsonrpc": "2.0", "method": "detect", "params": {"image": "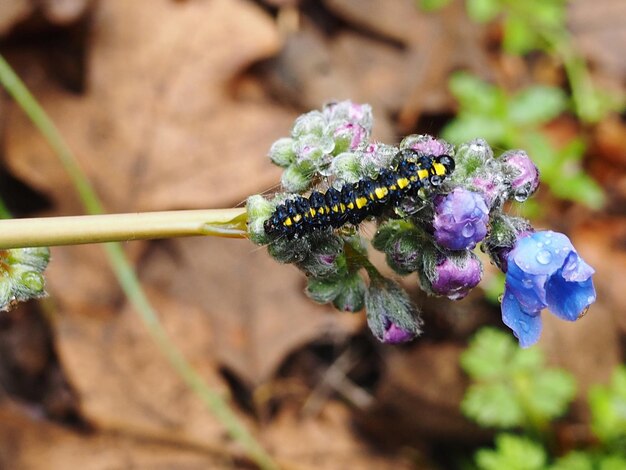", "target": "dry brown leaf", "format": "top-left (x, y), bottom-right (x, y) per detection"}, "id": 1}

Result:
top-left (0, 0), bottom-right (32, 36)
top-left (5, 0), bottom-right (294, 213)
top-left (139, 237), bottom-right (363, 385)
top-left (361, 342), bottom-right (486, 446)
top-left (0, 402), bottom-right (232, 469)
top-left (266, 401), bottom-right (415, 470)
